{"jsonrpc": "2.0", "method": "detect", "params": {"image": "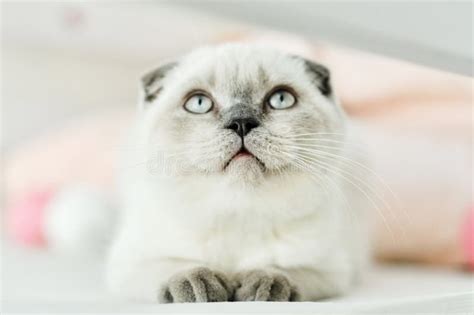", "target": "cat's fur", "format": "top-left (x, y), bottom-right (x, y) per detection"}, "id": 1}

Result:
top-left (106, 44), bottom-right (370, 302)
